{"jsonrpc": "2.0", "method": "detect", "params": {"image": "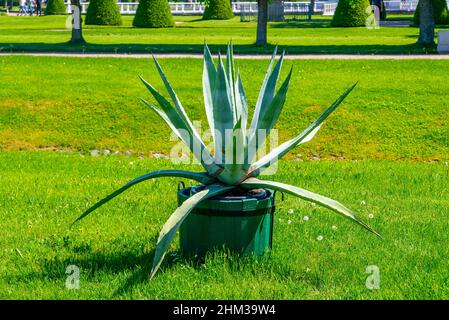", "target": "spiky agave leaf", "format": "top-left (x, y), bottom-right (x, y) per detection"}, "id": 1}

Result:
top-left (139, 77), bottom-right (222, 177)
top-left (226, 42), bottom-right (237, 119)
top-left (203, 44), bottom-right (218, 155)
top-left (247, 66), bottom-right (293, 166)
top-left (250, 49), bottom-right (285, 132)
top-left (235, 69), bottom-right (248, 135)
top-left (241, 177), bottom-right (380, 237)
top-left (219, 117), bottom-right (247, 185)
top-left (150, 183), bottom-right (234, 279)
top-left (247, 50), bottom-right (286, 166)
top-left (248, 82), bottom-right (358, 177)
top-left (212, 53), bottom-right (236, 163)
top-left (152, 55), bottom-right (197, 132)
top-left (72, 170), bottom-right (215, 226)
top-left (75, 44), bottom-right (379, 282)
